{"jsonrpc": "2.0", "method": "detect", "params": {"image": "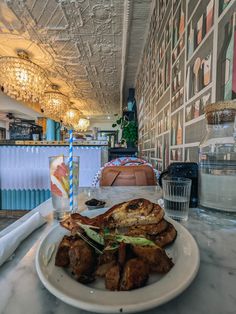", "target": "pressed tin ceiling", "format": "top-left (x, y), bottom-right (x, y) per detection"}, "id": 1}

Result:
top-left (0, 0), bottom-right (152, 118)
